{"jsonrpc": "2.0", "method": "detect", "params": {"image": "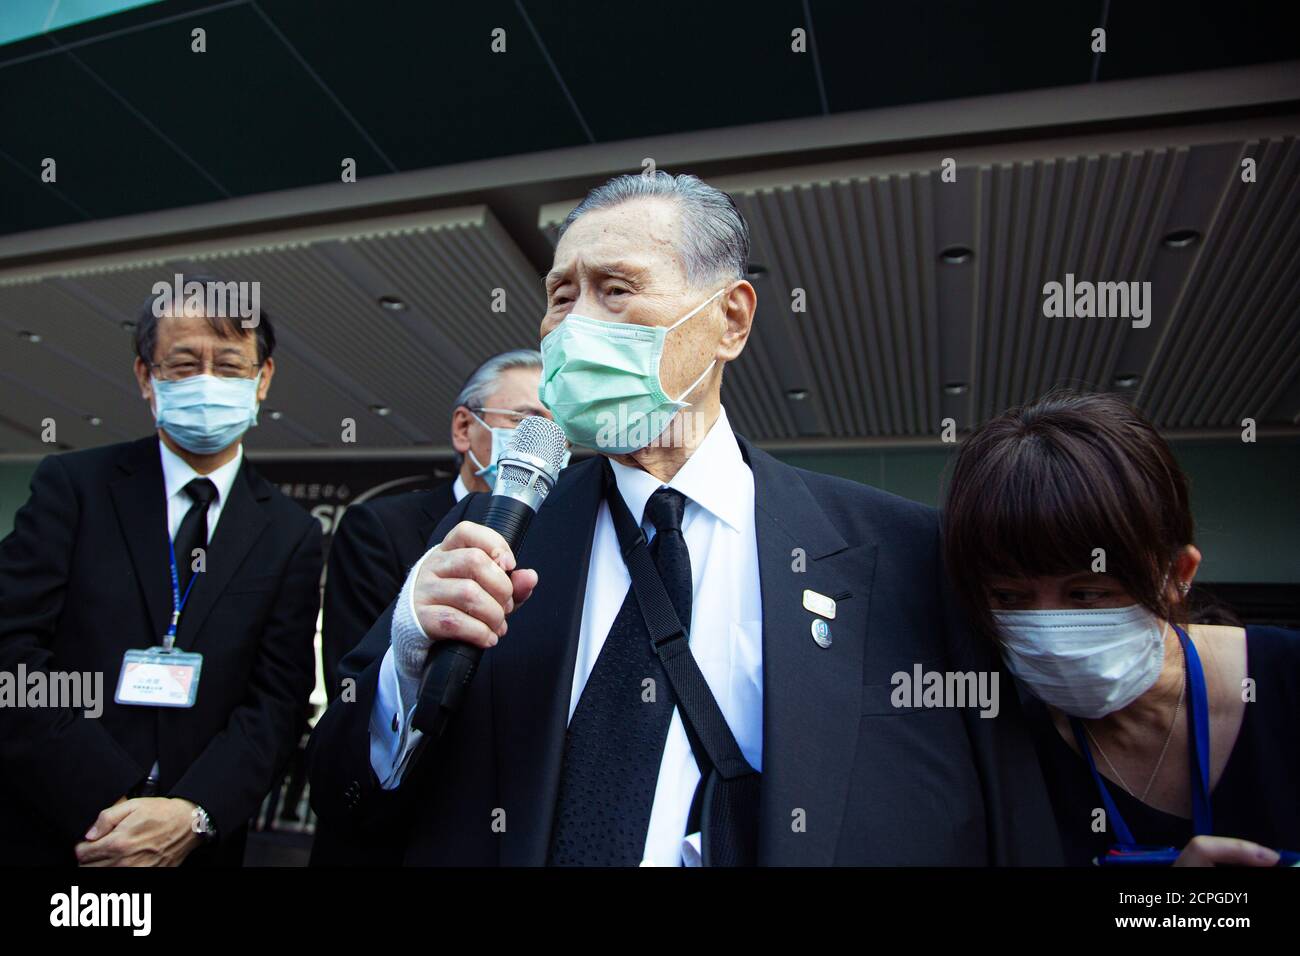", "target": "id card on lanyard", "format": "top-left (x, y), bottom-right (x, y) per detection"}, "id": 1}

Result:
top-left (1072, 624), bottom-right (1212, 865)
top-left (114, 535), bottom-right (204, 708)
